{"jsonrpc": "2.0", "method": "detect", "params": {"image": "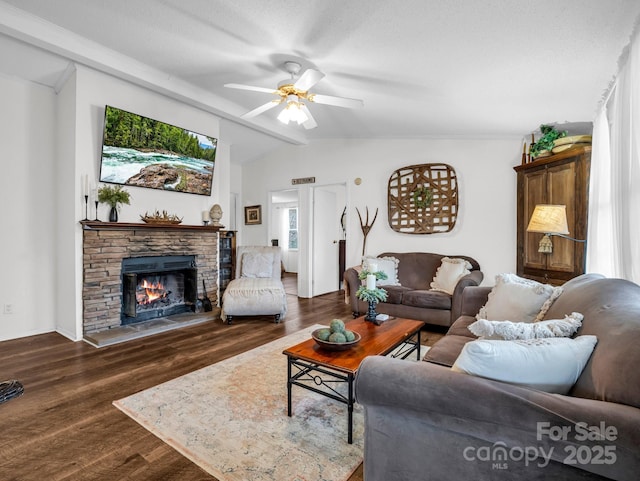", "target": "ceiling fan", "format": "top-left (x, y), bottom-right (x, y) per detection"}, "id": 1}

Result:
top-left (224, 61), bottom-right (364, 129)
